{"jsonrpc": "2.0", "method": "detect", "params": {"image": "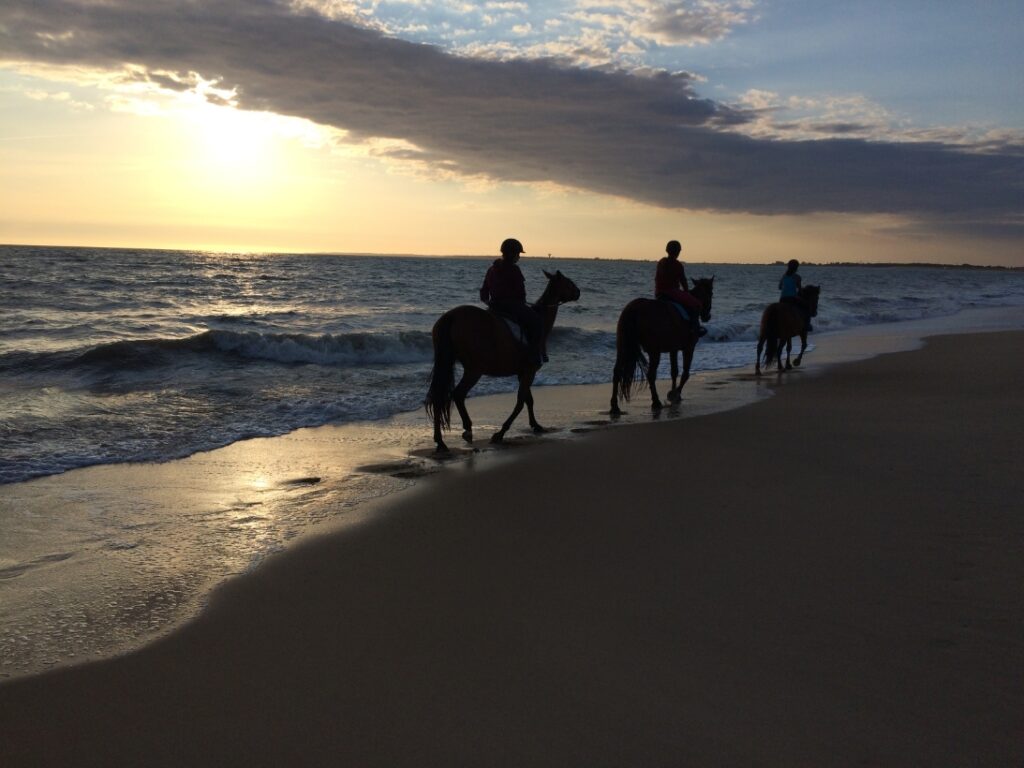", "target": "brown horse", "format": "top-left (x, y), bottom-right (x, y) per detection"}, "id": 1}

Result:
top-left (755, 284), bottom-right (821, 375)
top-left (609, 277), bottom-right (714, 415)
top-left (425, 270), bottom-right (581, 452)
